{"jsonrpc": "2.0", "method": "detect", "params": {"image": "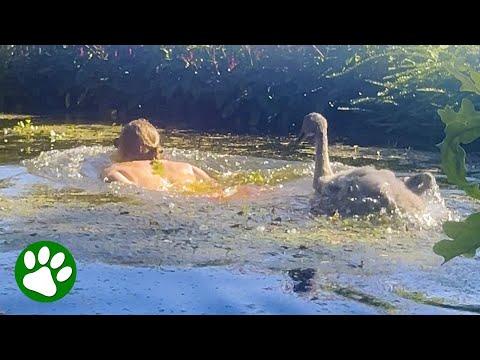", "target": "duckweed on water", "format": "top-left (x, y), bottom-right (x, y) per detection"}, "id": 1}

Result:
top-left (324, 284), bottom-right (397, 312)
top-left (26, 186), bottom-right (142, 206)
top-left (1, 118), bottom-right (122, 164)
top-left (394, 287), bottom-right (446, 304)
top-left (216, 165), bottom-right (313, 187)
top-left (12, 118), bottom-right (37, 134)
top-left (268, 219), bottom-right (401, 247)
top-left (179, 181), bottom-right (223, 196)
top-left (1, 113), bottom-right (480, 313)
top-left (393, 287), bottom-right (480, 314)
top-left (0, 186), bottom-right (142, 218)
top-left (152, 160), bottom-right (224, 196)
